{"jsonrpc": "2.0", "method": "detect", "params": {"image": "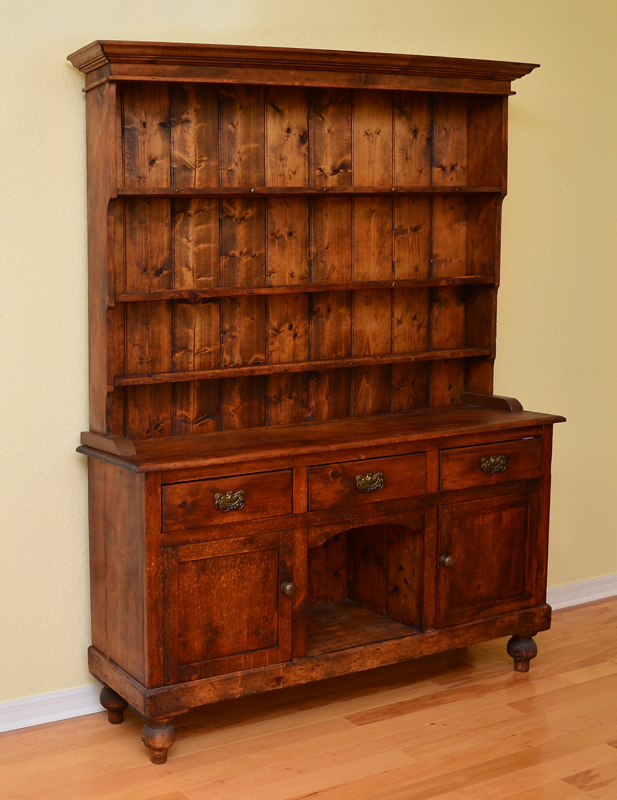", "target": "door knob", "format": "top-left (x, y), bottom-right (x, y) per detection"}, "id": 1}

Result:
top-left (281, 582), bottom-right (297, 596)
top-left (439, 554), bottom-right (455, 568)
